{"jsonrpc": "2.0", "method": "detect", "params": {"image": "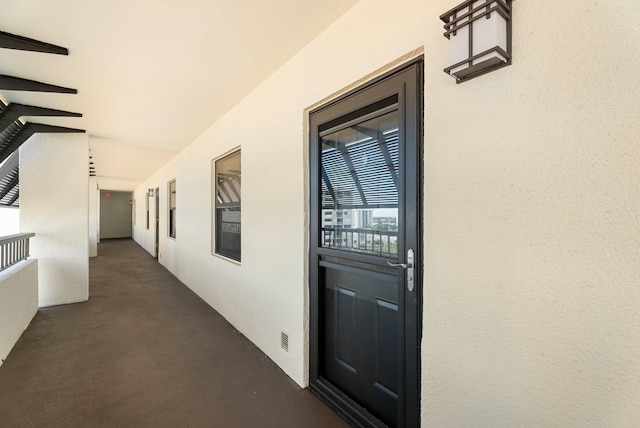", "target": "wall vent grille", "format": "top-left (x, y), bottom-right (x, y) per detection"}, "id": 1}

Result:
top-left (280, 332), bottom-right (289, 352)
